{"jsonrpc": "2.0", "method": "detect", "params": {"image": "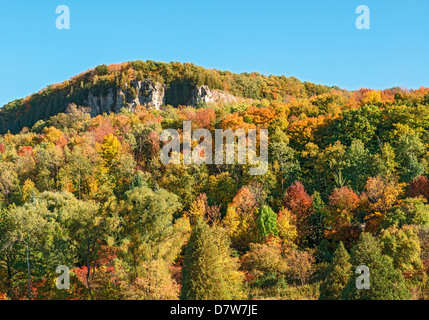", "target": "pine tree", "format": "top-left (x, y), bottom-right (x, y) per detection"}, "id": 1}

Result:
top-left (180, 219), bottom-right (246, 300)
top-left (257, 205), bottom-right (279, 241)
top-left (308, 191), bottom-right (327, 246)
top-left (319, 242), bottom-right (352, 300)
top-left (341, 232), bottom-right (410, 300)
